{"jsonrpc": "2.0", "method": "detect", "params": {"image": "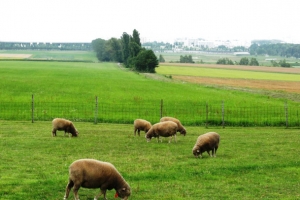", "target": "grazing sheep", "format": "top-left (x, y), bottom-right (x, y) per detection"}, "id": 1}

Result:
top-left (64, 159), bottom-right (131, 200)
top-left (52, 118), bottom-right (78, 137)
top-left (160, 116), bottom-right (186, 136)
top-left (145, 121), bottom-right (178, 143)
top-left (192, 132), bottom-right (220, 158)
top-left (133, 119), bottom-right (152, 136)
